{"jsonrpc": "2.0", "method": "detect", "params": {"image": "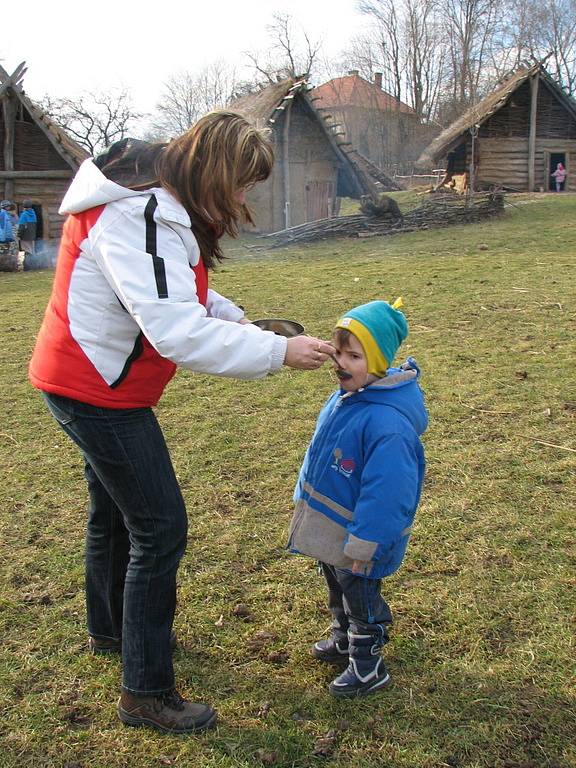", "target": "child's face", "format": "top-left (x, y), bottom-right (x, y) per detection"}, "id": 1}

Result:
top-left (332, 333), bottom-right (369, 392)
